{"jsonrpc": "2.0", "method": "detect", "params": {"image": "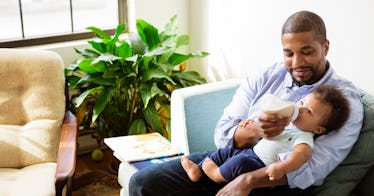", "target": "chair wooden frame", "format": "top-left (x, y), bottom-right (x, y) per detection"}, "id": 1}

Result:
top-left (55, 82), bottom-right (78, 196)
